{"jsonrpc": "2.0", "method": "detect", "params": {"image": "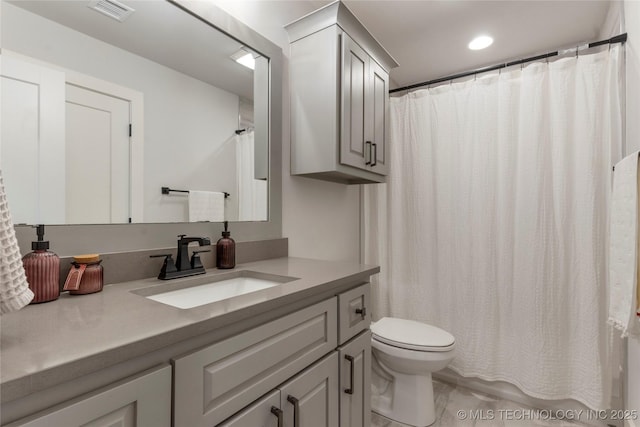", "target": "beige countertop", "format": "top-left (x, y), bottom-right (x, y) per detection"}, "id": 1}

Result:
top-left (0, 257), bottom-right (379, 403)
